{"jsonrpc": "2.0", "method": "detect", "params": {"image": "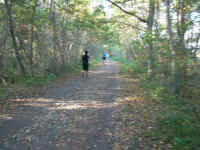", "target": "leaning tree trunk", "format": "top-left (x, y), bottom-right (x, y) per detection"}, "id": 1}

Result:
top-left (5, 0), bottom-right (26, 77)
